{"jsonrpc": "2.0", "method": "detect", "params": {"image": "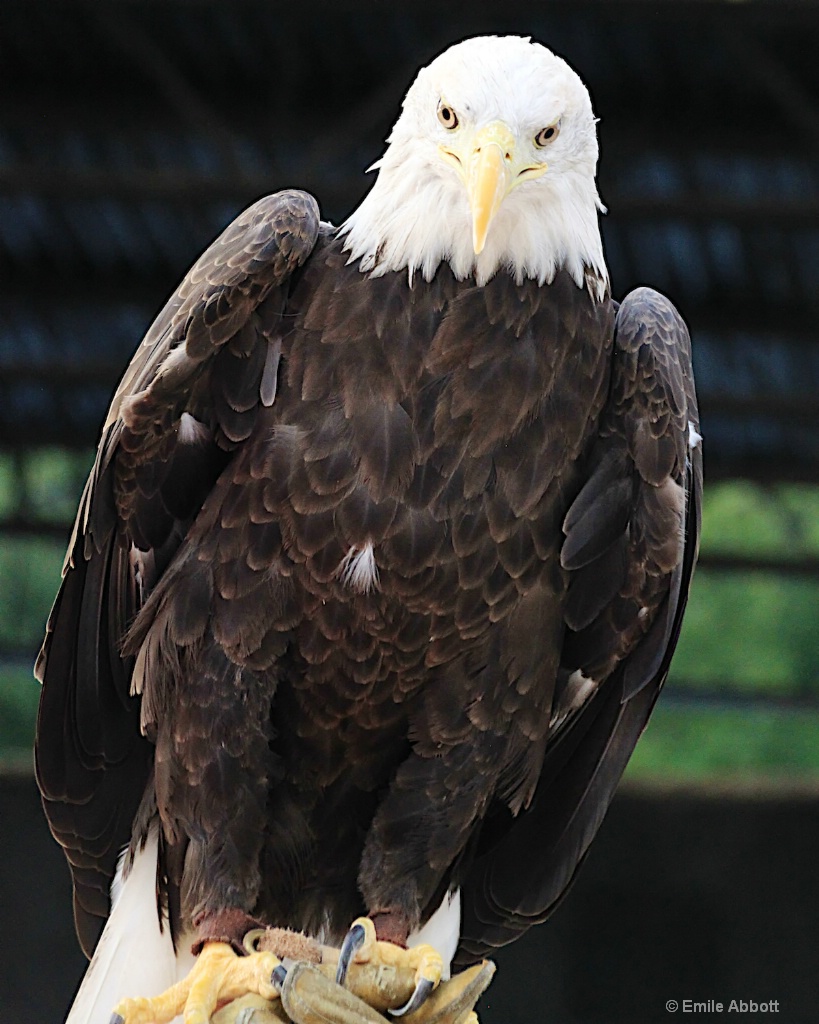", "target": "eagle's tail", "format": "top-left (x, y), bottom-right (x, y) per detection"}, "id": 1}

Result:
top-left (65, 828), bottom-right (194, 1024)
